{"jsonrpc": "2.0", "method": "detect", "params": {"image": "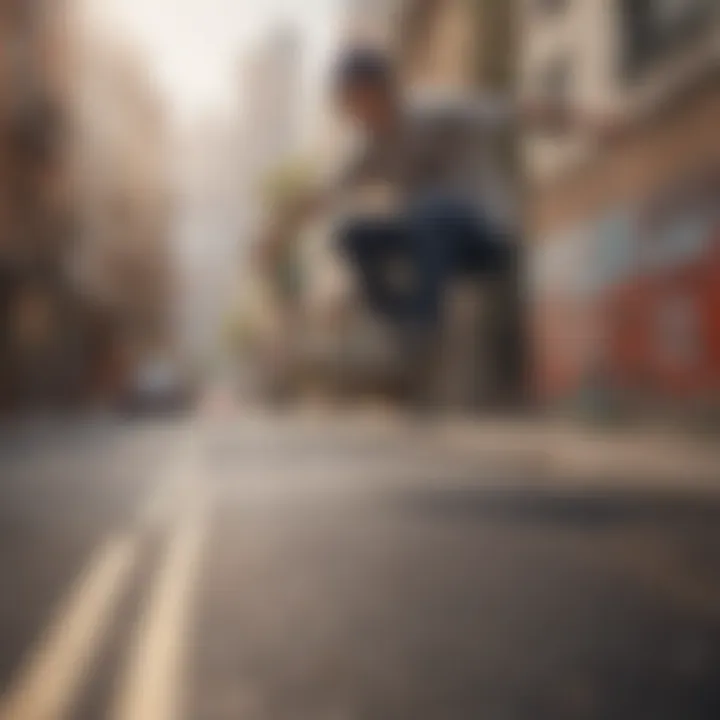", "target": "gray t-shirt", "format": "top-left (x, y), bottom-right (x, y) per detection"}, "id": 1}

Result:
top-left (338, 93), bottom-right (519, 230)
